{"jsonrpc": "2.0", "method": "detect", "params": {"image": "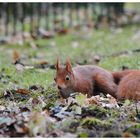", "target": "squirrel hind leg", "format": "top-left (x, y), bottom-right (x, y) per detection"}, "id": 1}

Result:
top-left (95, 74), bottom-right (118, 99)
